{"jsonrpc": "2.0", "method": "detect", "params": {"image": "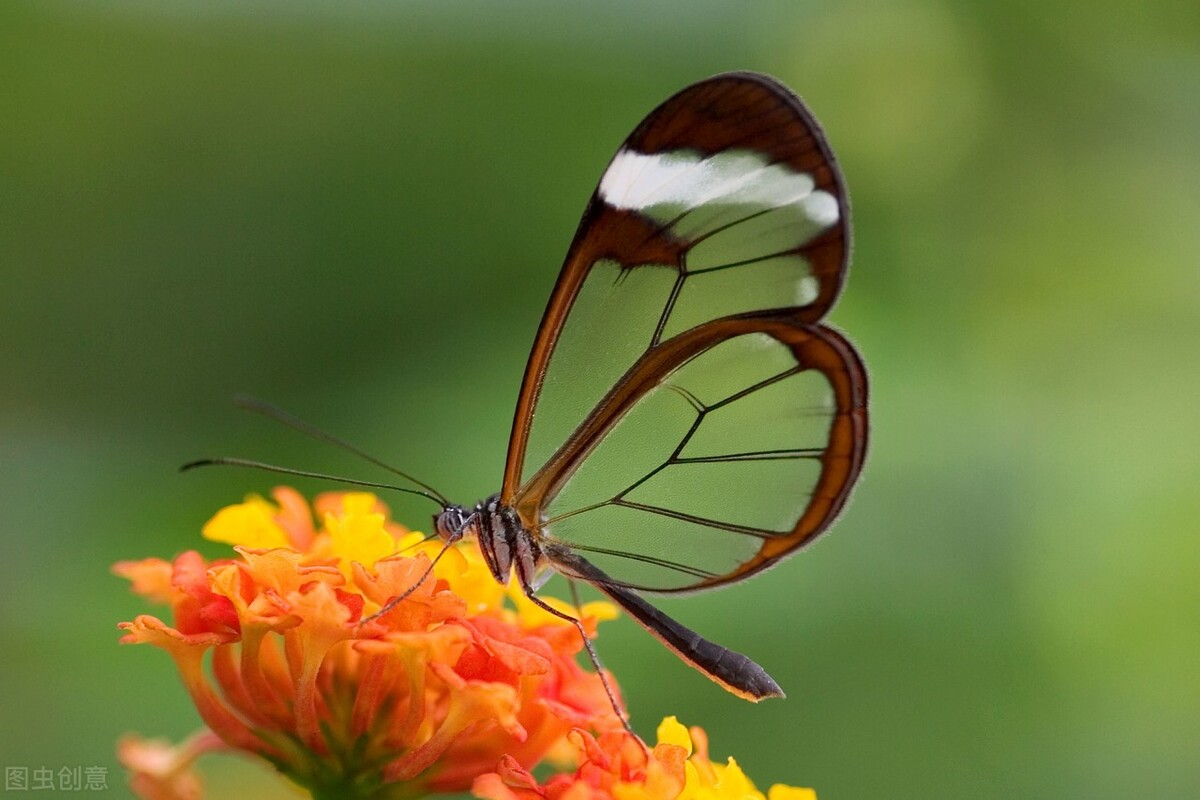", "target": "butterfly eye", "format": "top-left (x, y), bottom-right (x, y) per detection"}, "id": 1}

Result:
top-left (435, 506), bottom-right (469, 542)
